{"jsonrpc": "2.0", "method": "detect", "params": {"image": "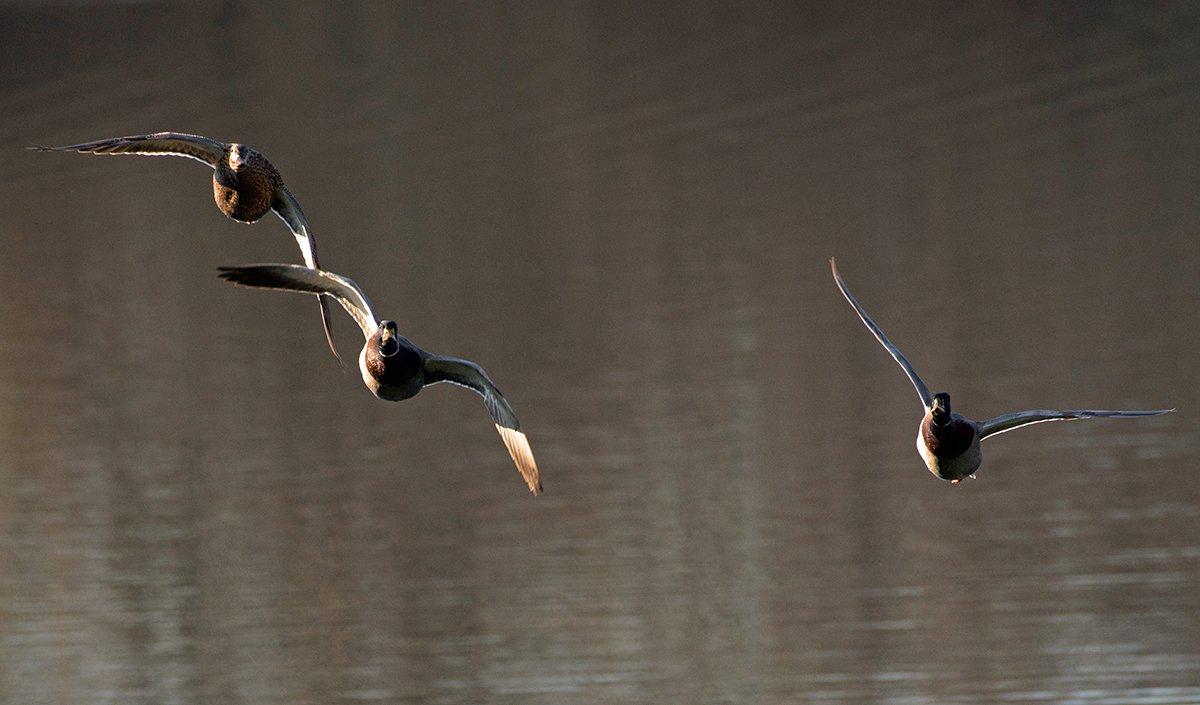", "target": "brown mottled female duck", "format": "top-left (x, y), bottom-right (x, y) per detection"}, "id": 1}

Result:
top-left (218, 263), bottom-right (542, 495)
top-left (831, 259), bottom-right (1172, 484)
top-left (33, 132), bottom-right (340, 365)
